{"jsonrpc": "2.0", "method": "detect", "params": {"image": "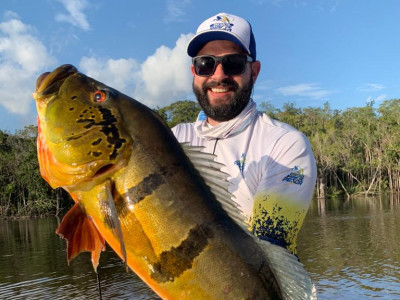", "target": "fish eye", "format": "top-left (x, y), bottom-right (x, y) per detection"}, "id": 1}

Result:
top-left (93, 90), bottom-right (108, 103)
